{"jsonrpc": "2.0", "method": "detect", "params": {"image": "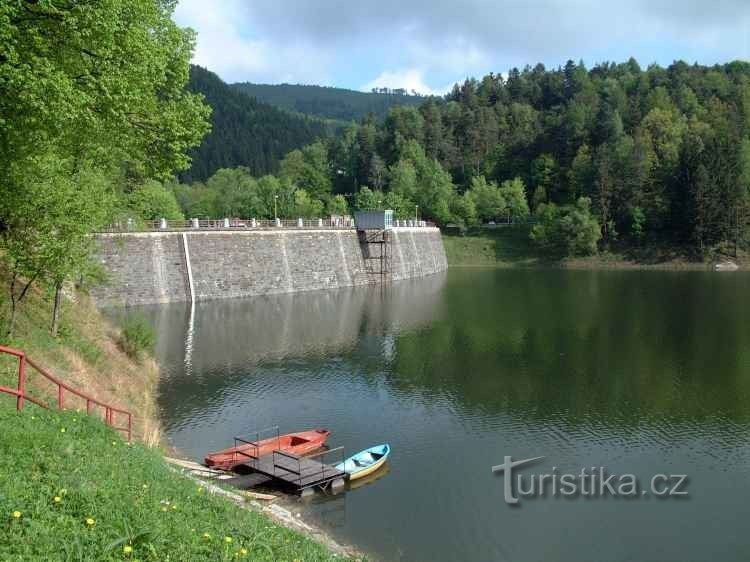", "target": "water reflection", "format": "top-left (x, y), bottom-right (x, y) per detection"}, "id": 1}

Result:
top-left (108, 272), bottom-right (448, 441)
top-left (109, 269), bottom-right (750, 562)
